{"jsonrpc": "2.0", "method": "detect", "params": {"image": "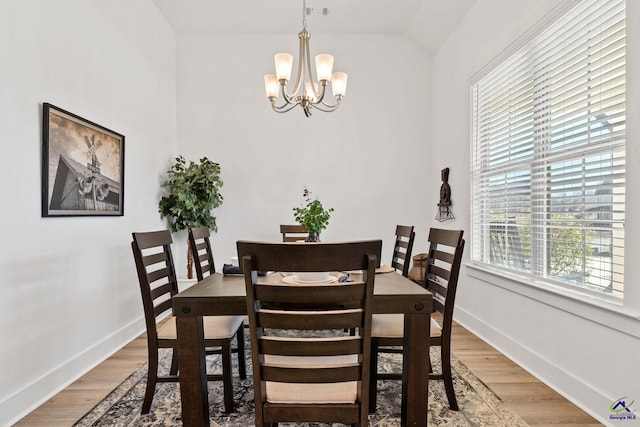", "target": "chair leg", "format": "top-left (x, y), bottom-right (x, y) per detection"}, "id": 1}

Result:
top-left (222, 339), bottom-right (234, 412)
top-left (368, 340), bottom-right (379, 413)
top-left (236, 326), bottom-right (247, 380)
top-left (141, 349), bottom-right (159, 414)
top-left (169, 347), bottom-right (179, 375)
top-left (441, 343), bottom-right (458, 411)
